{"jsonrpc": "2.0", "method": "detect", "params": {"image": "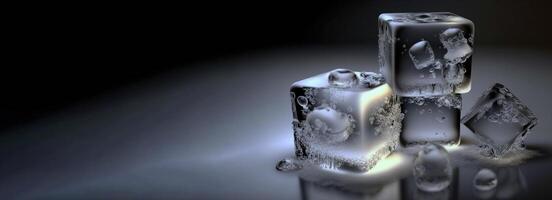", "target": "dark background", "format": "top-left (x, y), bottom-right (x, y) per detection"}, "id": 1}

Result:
top-left (4, 0), bottom-right (552, 131)
top-left (3, 1), bottom-right (552, 199)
